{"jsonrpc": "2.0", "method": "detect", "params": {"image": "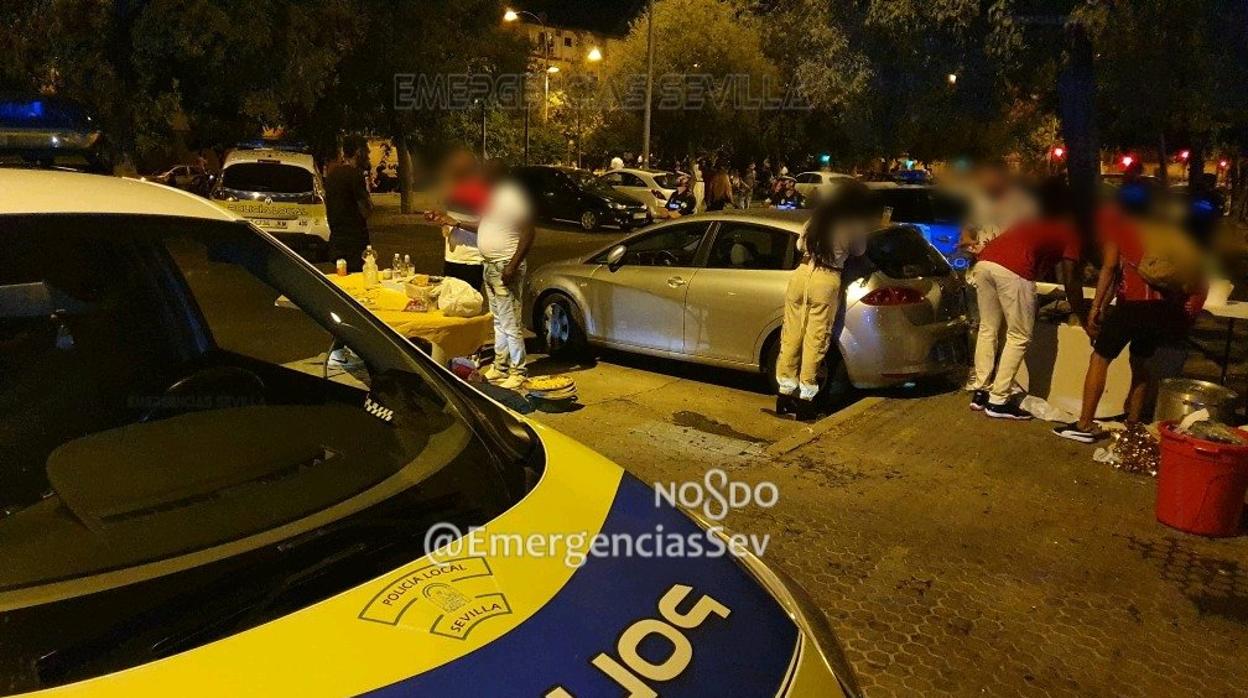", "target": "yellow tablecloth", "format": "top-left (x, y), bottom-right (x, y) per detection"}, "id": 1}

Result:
top-left (328, 273), bottom-right (493, 360)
